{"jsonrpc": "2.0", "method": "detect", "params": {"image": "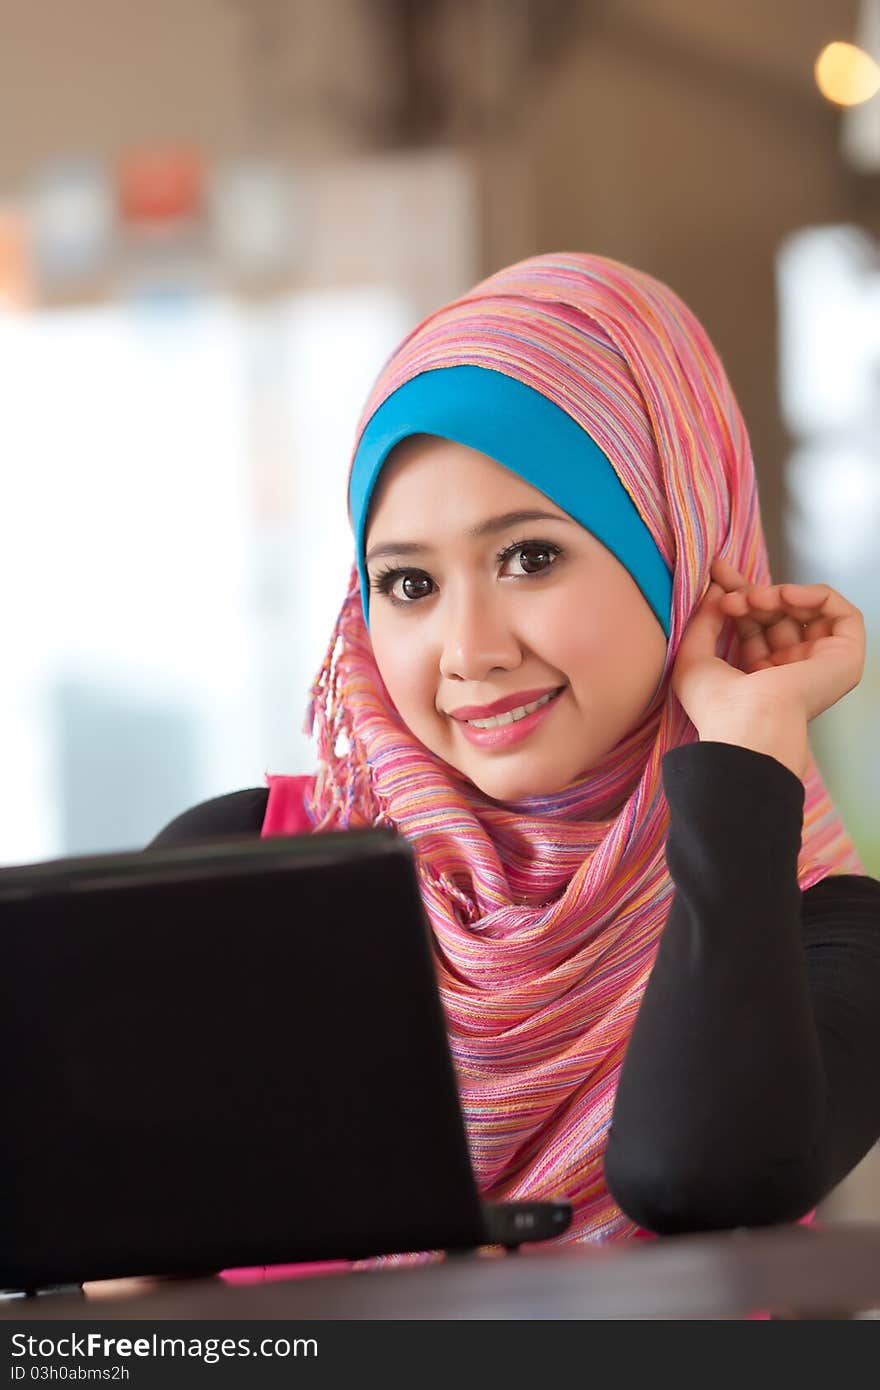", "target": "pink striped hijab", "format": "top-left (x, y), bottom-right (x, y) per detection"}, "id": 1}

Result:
top-left (298, 252), bottom-right (865, 1242)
